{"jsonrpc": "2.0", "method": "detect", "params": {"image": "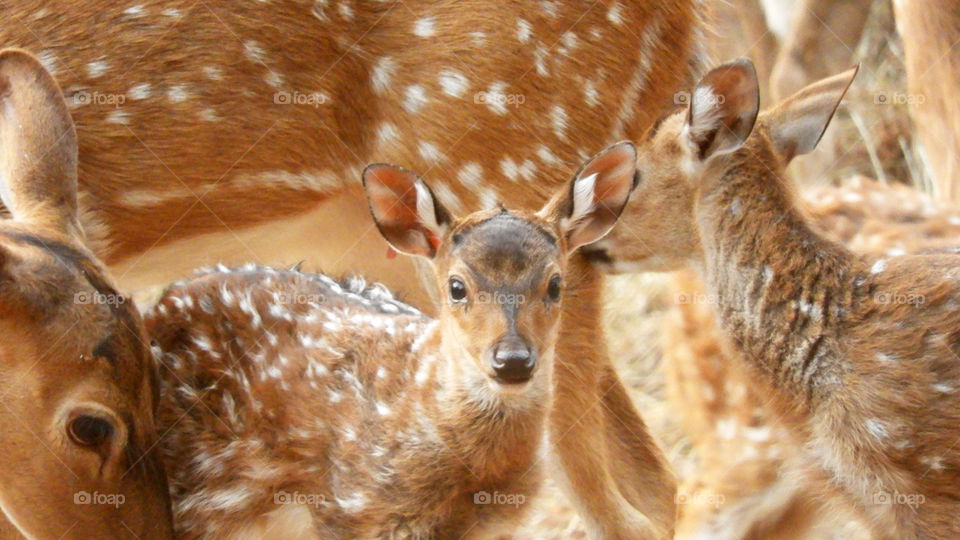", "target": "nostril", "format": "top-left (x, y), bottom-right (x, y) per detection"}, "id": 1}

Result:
top-left (492, 341), bottom-right (535, 382)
